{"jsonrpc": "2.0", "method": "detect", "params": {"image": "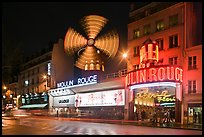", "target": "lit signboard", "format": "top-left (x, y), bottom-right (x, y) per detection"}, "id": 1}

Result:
top-left (126, 65), bottom-right (183, 86)
top-left (75, 89), bottom-right (125, 107)
top-left (53, 95), bottom-right (75, 107)
top-left (47, 62), bottom-right (51, 76)
top-left (57, 75), bottom-right (97, 88)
